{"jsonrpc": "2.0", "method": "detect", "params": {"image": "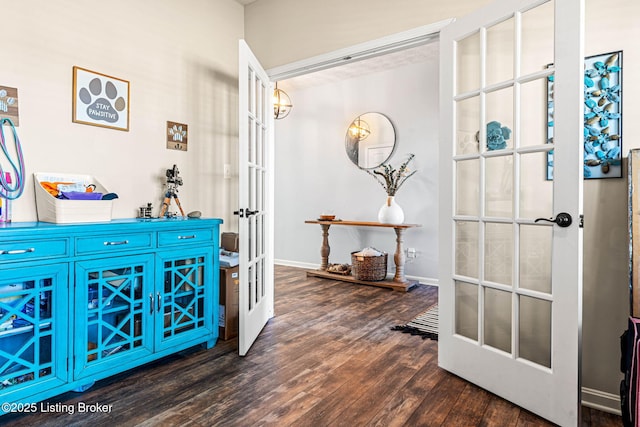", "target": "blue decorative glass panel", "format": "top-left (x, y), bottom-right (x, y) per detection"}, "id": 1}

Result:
top-left (162, 256), bottom-right (206, 339)
top-left (85, 266), bottom-right (145, 363)
top-left (0, 277), bottom-right (55, 391)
